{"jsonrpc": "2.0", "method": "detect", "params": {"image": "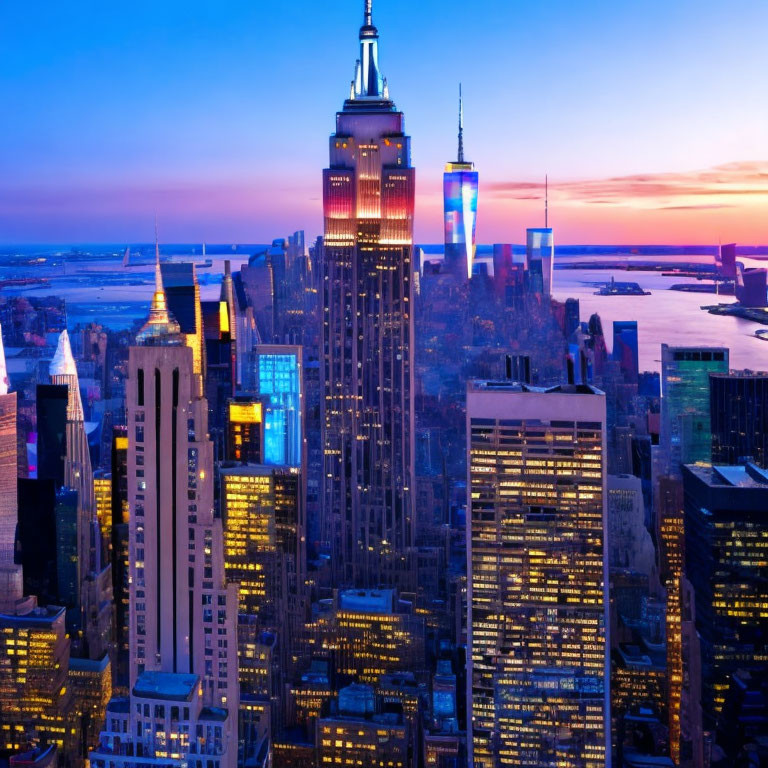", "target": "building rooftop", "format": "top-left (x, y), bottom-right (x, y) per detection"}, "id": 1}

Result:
top-left (69, 654), bottom-right (110, 673)
top-left (133, 671), bottom-right (199, 702)
top-left (468, 380), bottom-right (604, 396)
top-left (0, 604), bottom-right (65, 627)
top-left (686, 463), bottom-right (768, 489)
top-left (338, 588), bottom-right (394, 614)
